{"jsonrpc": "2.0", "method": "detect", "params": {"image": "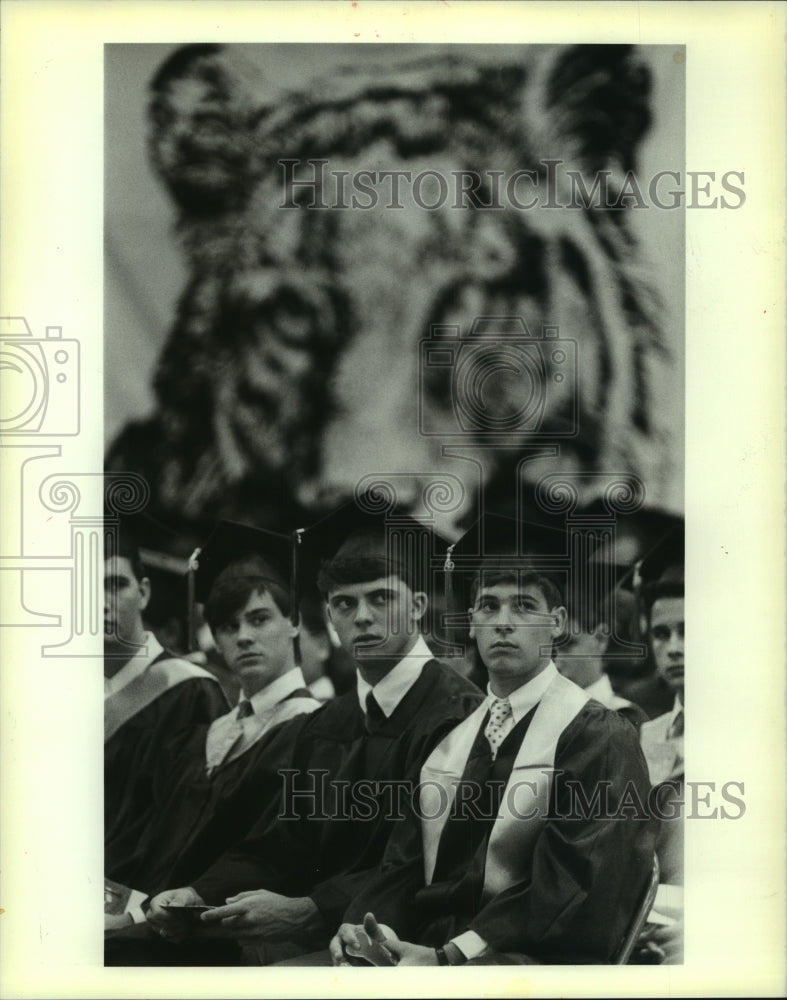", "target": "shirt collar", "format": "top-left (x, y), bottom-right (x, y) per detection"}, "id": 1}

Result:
top-left (308, 675), bottom-right (336, 702)
top-left (104, 632), bottom-right (164, 697)
top-left (241, 667), bottom-right (308, 718)
top-left (486, 661), bottom-right (558, 725)
top-left (356, 634), bottom-right (432, 718)
top-left (584, 673), bottom-right (614, 703)
top-left (584, 673), bottom-right (636, 712)
top-left (667, 695), bottom-right (683, 728)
